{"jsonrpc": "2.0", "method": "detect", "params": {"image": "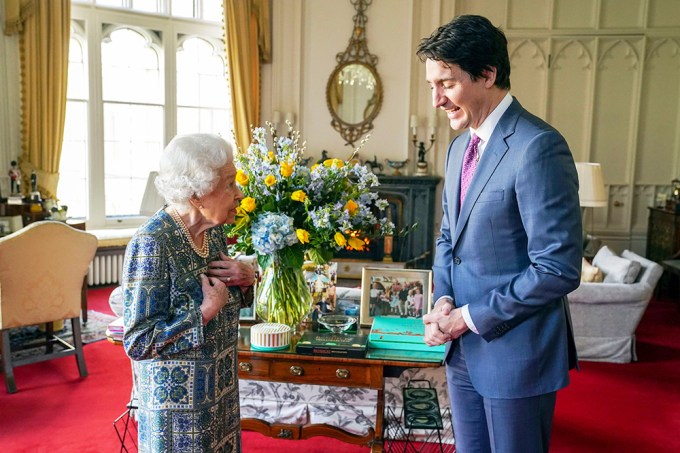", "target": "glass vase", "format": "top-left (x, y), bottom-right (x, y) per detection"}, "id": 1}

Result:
top-left (256, 262), bottom-right (313, 328)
